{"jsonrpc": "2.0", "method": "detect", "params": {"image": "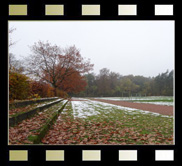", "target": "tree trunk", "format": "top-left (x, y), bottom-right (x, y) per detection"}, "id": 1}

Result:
top-left (52, 84), bottom-right (57, 96)
top-left (54, 88), bottom-right (57, 96)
